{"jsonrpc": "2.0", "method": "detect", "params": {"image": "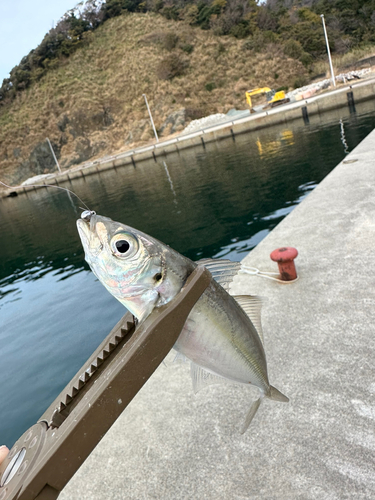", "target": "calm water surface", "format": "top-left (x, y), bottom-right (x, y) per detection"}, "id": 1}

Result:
top-left (1, 102), bottom-right (375, 446)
